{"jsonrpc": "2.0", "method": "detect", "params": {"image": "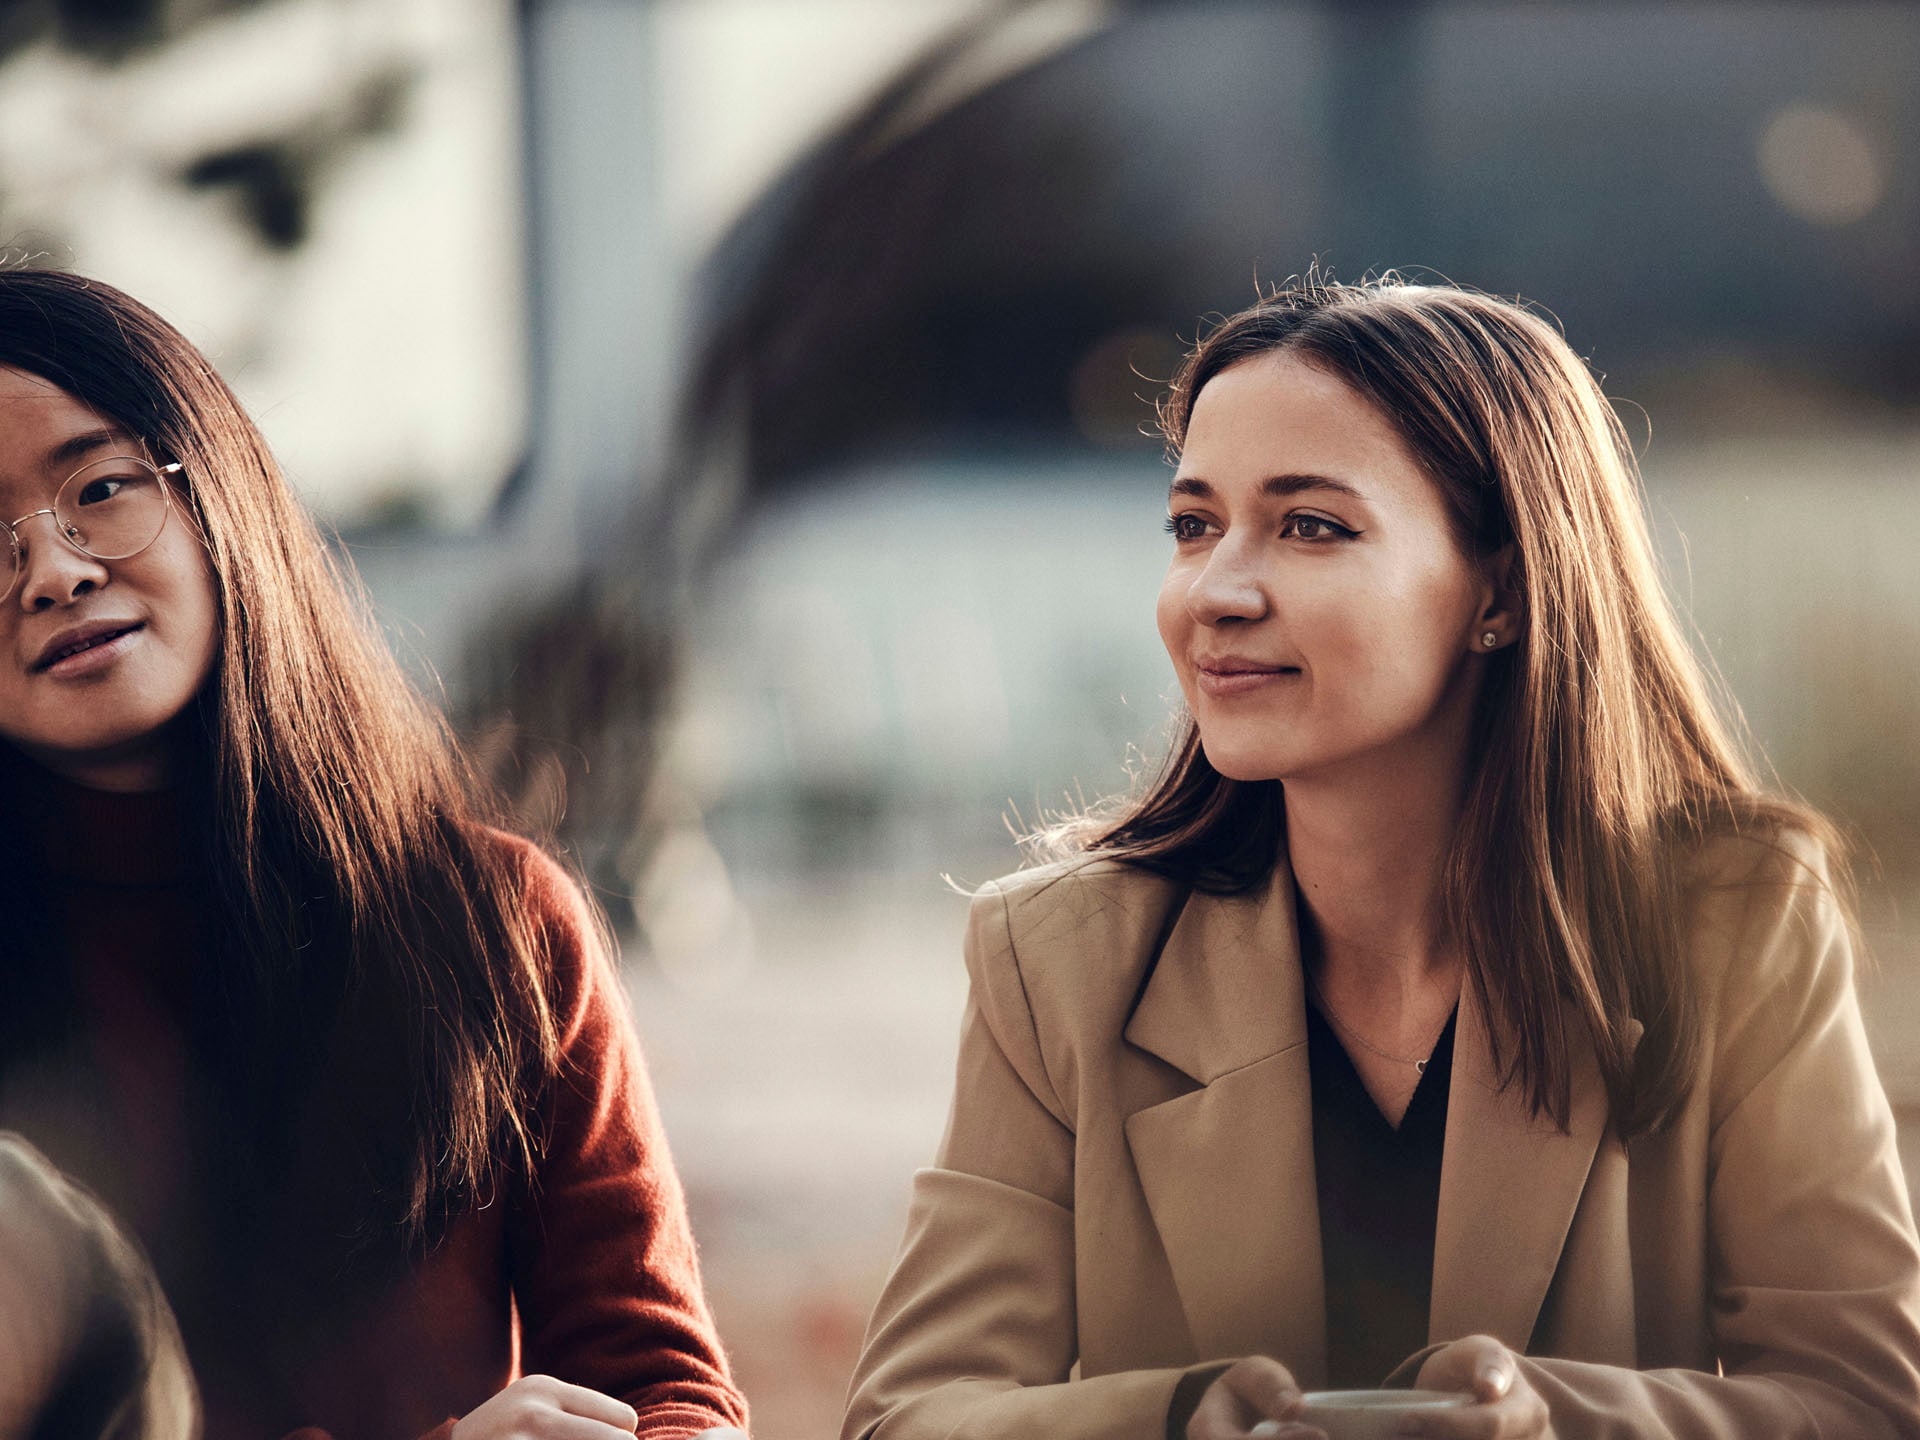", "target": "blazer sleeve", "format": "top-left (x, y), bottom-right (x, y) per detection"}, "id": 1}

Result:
top-left (501, 839), bottom-right (749, 1440)
top-left (842, 880), bottom-right (1218, 1440)
top-left (1508, 839), bottom-right (1920, 1437)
